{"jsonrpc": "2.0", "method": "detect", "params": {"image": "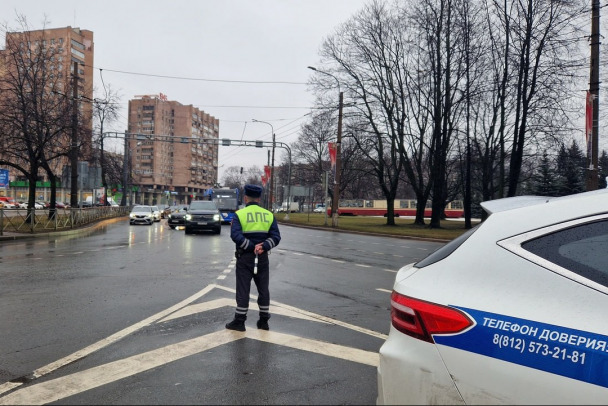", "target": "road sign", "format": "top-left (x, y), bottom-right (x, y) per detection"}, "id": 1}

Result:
top-left (0, 169), bottom-right (9, 189)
